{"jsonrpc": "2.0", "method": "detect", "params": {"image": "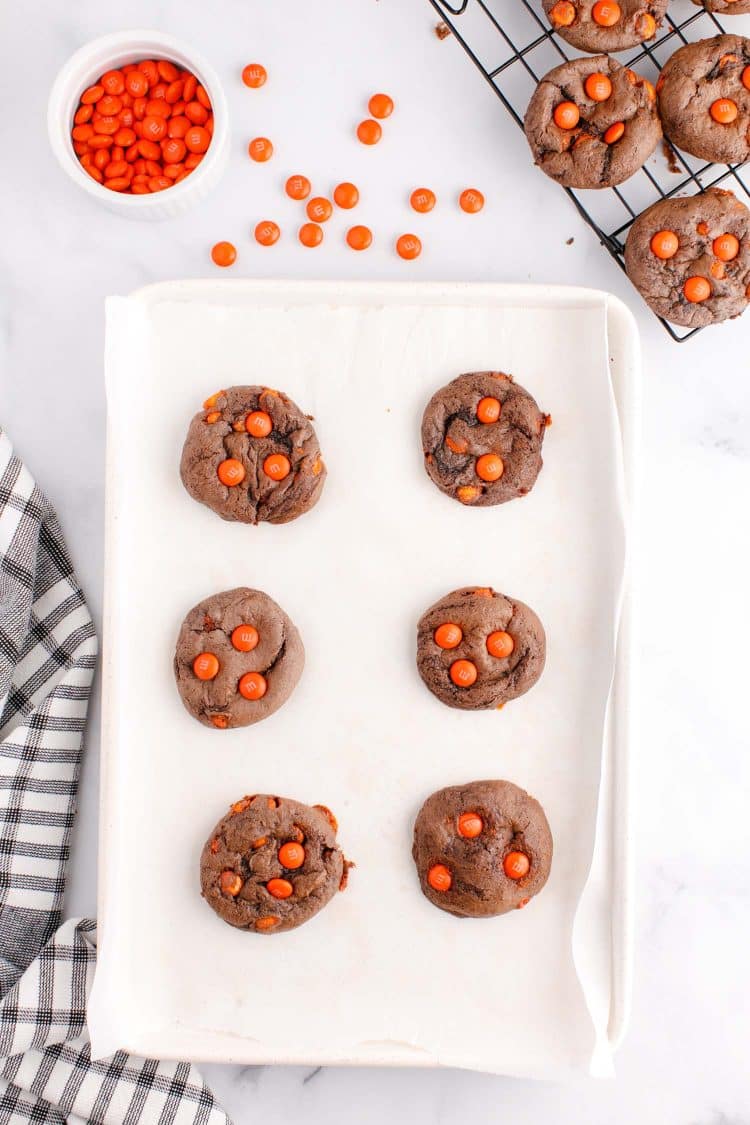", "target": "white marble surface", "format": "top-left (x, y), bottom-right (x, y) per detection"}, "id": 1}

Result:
top-left (0, 0), bottom-right (748, 1120)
